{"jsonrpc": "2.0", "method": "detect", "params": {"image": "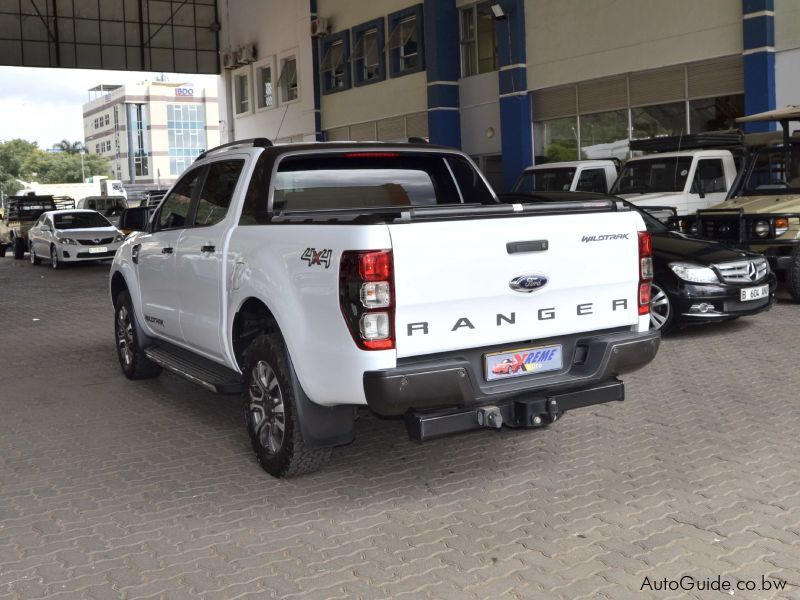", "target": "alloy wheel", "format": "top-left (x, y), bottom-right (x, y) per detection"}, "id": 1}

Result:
top-left (116, 304), bottom-right (134, 367)
top-left (649, 283), bottom-right (671, 330)
top-left (247, 360), bottom-right (286, 455)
